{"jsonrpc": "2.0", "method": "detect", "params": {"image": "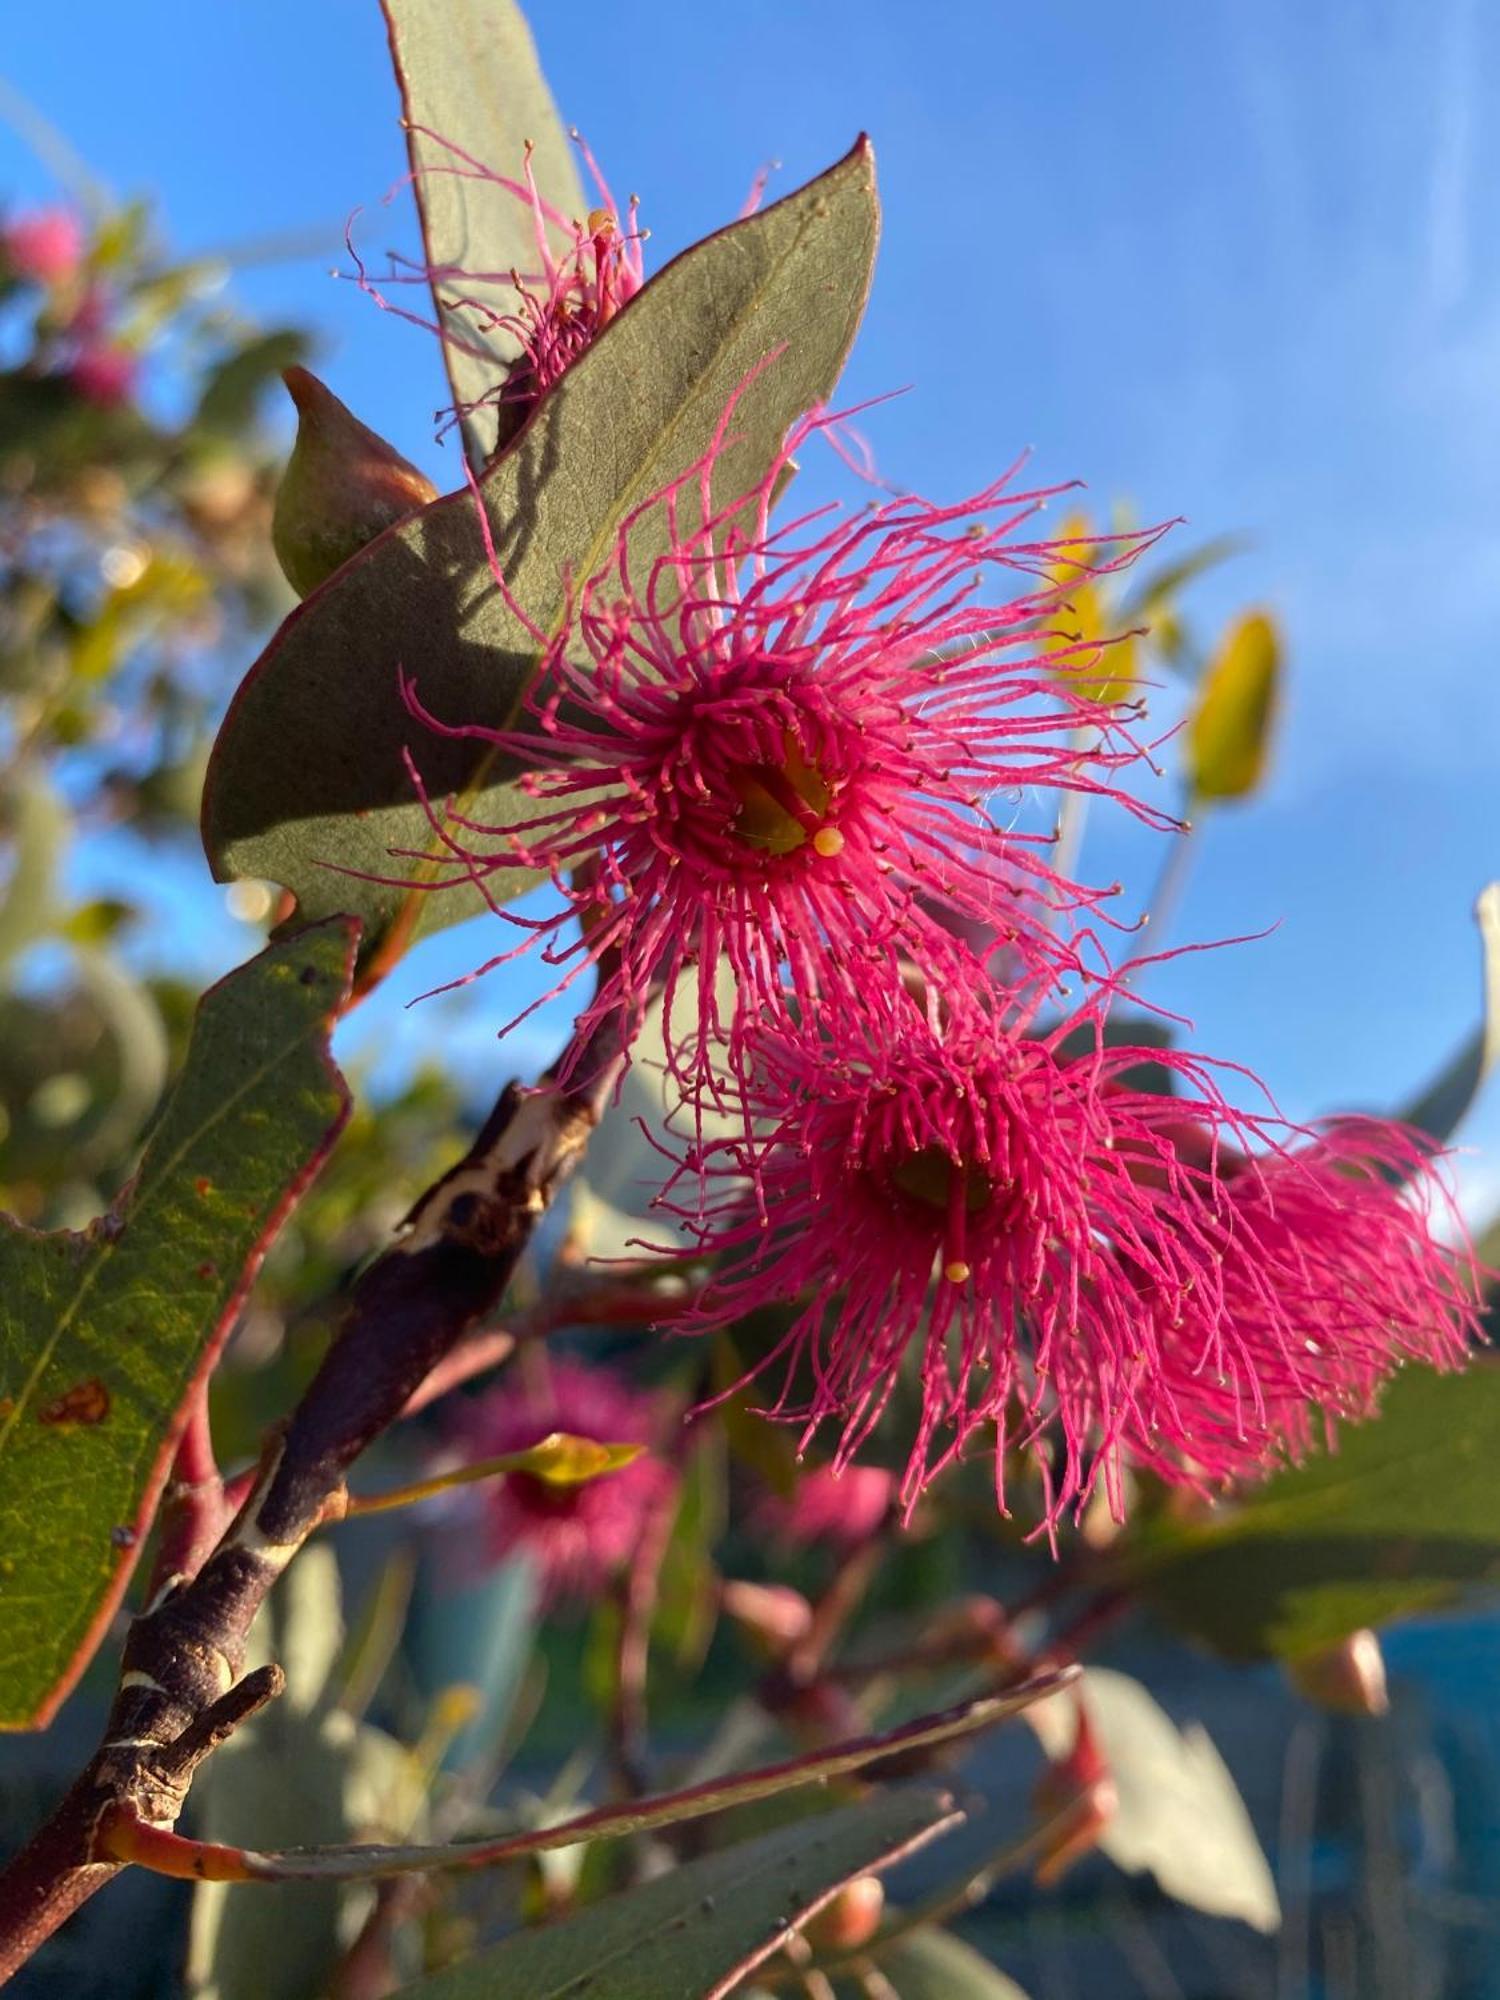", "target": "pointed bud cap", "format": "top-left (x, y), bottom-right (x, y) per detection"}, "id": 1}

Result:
top-left (1287, 1628), bottom-right (1390, 1717)
top-left (272, 366), bottom-right (438, 598)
